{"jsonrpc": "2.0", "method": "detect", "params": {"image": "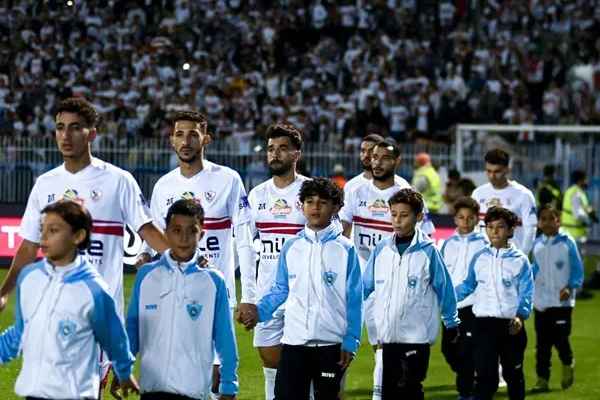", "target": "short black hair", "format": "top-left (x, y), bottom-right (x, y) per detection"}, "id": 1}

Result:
top-left (363, 133), bottom-right (385, 144)
top-left (41, 200), bottom-right (92, 250)
top-left (55, 97), bottom-right (98, 128)
top-left (266, 122), bottom-right (303, 150)
top-left (165, 199), bottom-right (205, 227)
top-left (484, 206), bottom-right (519, 229)
top-left (169, 110), bottom-right (208, 128)
top-left (543, 164), bottom-right (555, 177)
top-left (448, 168), bottom-right (461, 180)
top-left (299, 177), bottom-right (343, 206)
top-left (388, 188), bottom-right (424, 215)
top-left (484, 148), bottom-right (510, 167)
top-left (373, 138), bottom-right (400, 158)
top-left (538, 204), bottom-right (560, 219)
top-left (571, 169), bottom-right (586, 184)
top-left (453, 196), bottom-right (480, 216)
